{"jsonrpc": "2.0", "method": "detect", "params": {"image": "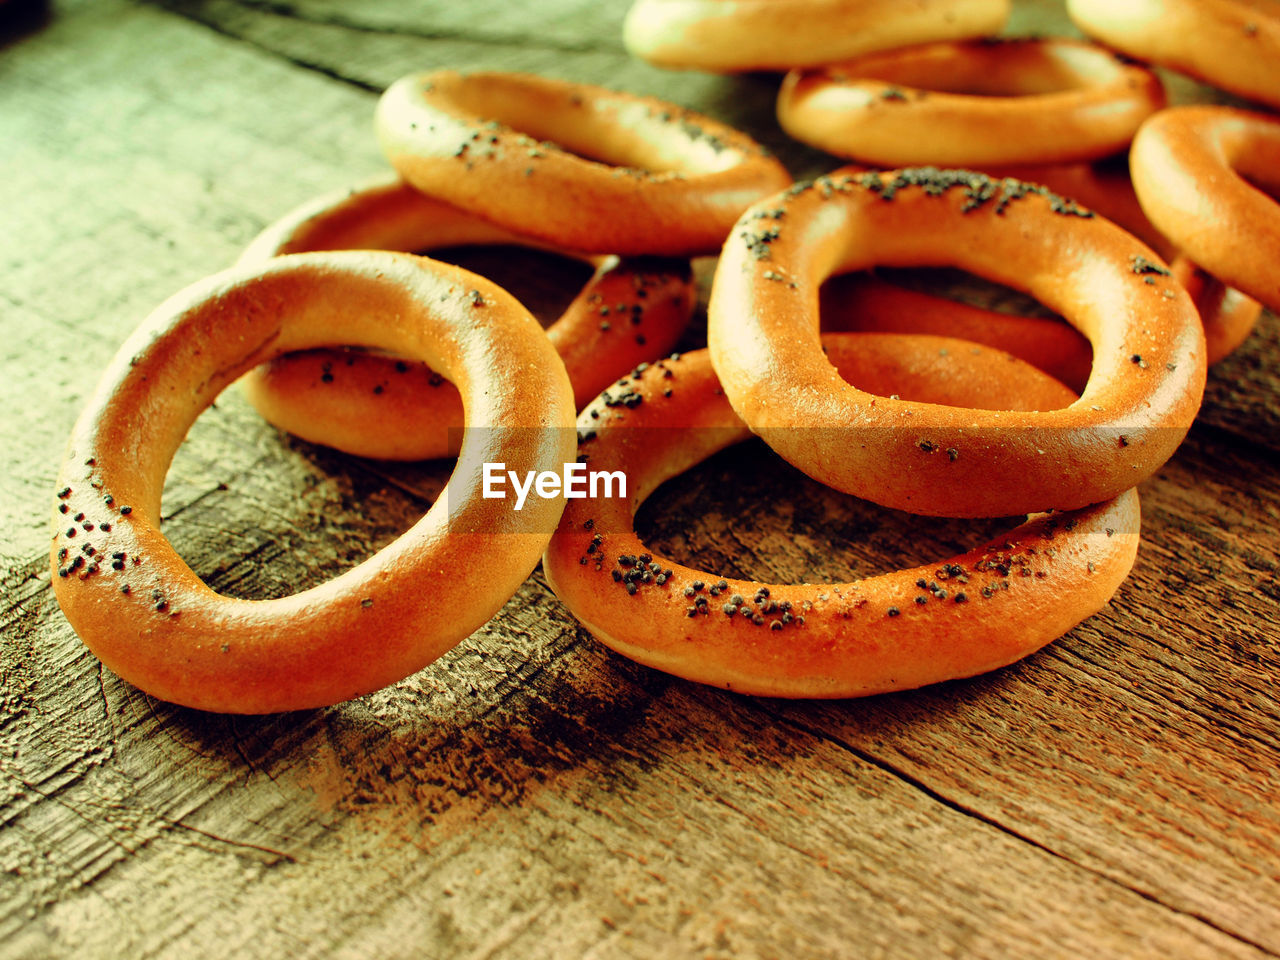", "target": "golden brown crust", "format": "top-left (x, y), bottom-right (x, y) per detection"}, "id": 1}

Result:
top-left (544, 339), bottom-right (1139, 699)
top-left (1130, 105), bottom-right (1280, 313)
top-left (375, 70), bottom-right (792, 256)
top-left (50, 251), bottom-right (576, 713)
top-left (237, 175), bottom-right (694, 460)
top-left (623, 0), bottom-right (1011, 73)
top-left (707, 168), bottom-right (1206, 518)
top-left (976, 159), bottom-right (1262, 364)
top-left (1067, 0), bottom-right (1280, 109)
top-left (777, 39), bottom-right (1165, 167)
